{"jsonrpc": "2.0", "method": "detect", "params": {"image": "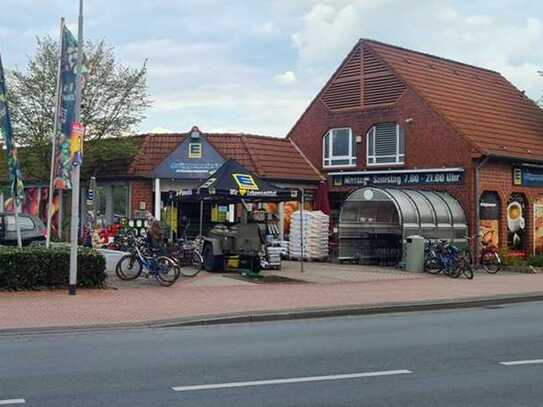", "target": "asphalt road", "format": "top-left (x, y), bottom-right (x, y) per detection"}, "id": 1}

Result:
top-left (2, 302), bottom-right (543, 406)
